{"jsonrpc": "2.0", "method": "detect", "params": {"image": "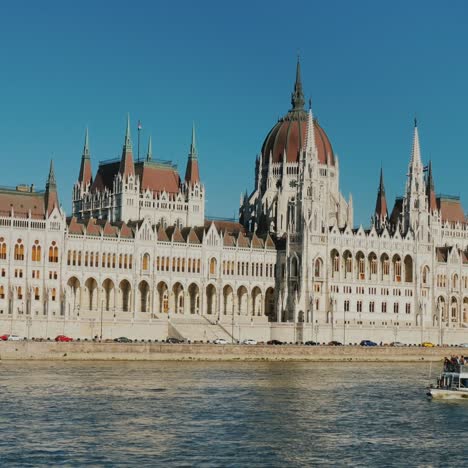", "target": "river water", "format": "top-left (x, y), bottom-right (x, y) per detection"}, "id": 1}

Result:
top-left (0, 361), bottom-right (466, 466)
